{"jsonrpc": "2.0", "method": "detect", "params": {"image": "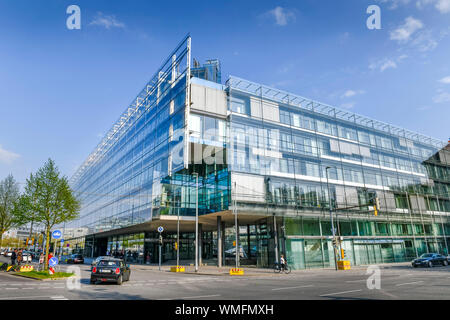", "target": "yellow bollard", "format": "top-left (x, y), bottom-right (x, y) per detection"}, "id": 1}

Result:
top-left (170, 266), bottom-right (185, 272)
top-left (229, 268), bottom-right (244, 275)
